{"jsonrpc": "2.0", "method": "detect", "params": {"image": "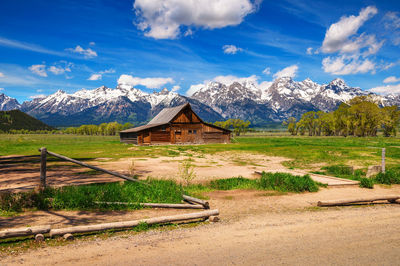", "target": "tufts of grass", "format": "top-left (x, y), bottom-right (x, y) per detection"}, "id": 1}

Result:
top-left (359, 177), bottom-right (374, 189)
top-left (209, 176), bottom-right (258, 190)
top-left (374, 168), bottom-right (400, 185)
top-left (259, 172), bottom-right (319, 192)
